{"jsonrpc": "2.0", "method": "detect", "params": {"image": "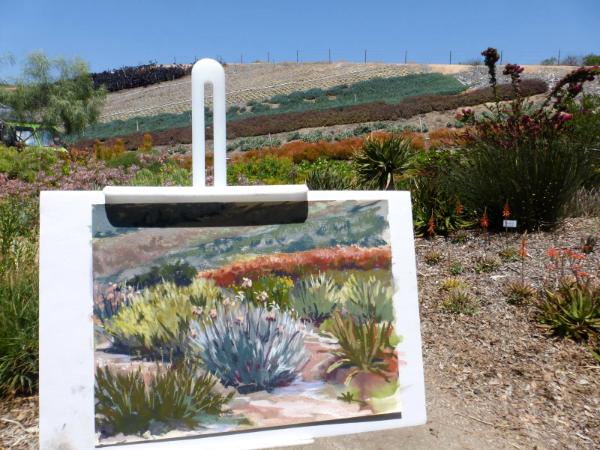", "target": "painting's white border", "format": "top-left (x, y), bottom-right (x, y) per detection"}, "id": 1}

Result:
top-left (39, 190), bottom-right (426, 450)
